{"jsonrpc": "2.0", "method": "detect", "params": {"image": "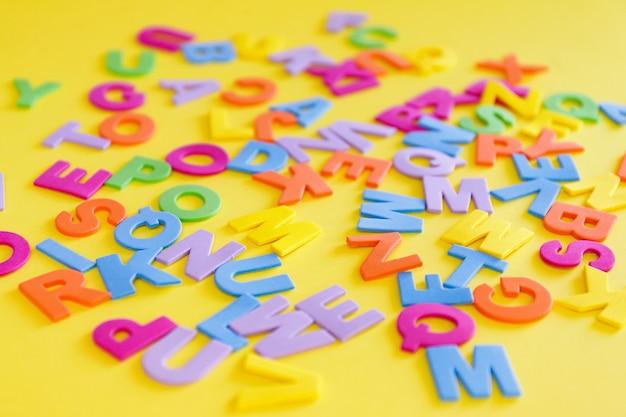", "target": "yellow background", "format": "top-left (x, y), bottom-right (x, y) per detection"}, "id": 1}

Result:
top-left (2, 0), bottom-right (626, 416)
